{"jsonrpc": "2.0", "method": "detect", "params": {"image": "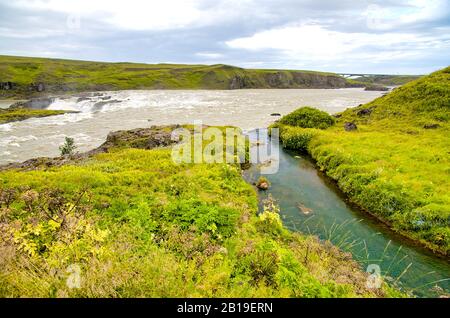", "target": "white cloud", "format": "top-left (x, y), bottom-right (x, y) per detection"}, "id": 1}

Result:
top-left (195, 52), bottom-right (224, 59)
top-left (365, 0), bottom-right (448, 30)
top-left (8, 0), bottom-right (210, 30)
top-left (226, 23), bottom-right (450, 63)
top-left (6, 0), bottom-right (259, 31)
